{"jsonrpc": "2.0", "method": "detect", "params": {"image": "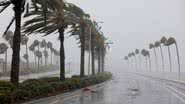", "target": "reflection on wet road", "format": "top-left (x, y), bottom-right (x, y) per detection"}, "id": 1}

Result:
top-left (24, 73), bottom-right (185, 104)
